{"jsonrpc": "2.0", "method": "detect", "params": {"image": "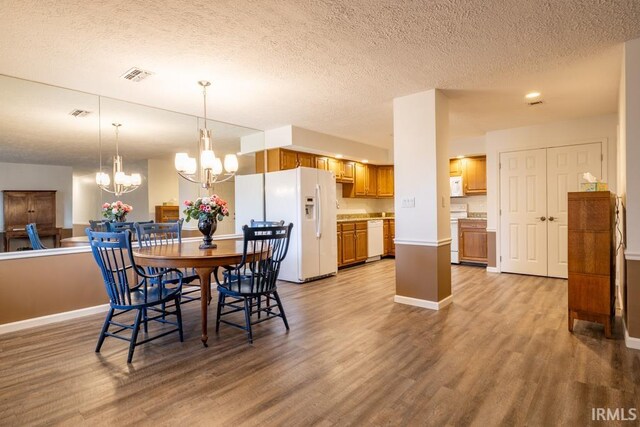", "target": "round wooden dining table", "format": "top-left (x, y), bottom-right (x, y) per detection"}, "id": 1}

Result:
top-left (132, 239), bottom-right (266, 346)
